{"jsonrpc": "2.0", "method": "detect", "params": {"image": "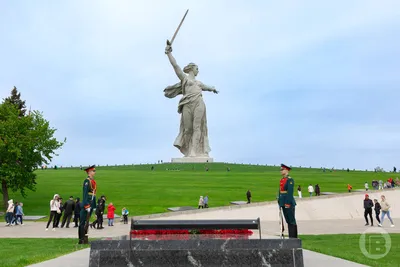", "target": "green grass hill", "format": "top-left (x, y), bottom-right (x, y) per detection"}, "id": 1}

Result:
top-left (1, 163), bottom-right (394, 217)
